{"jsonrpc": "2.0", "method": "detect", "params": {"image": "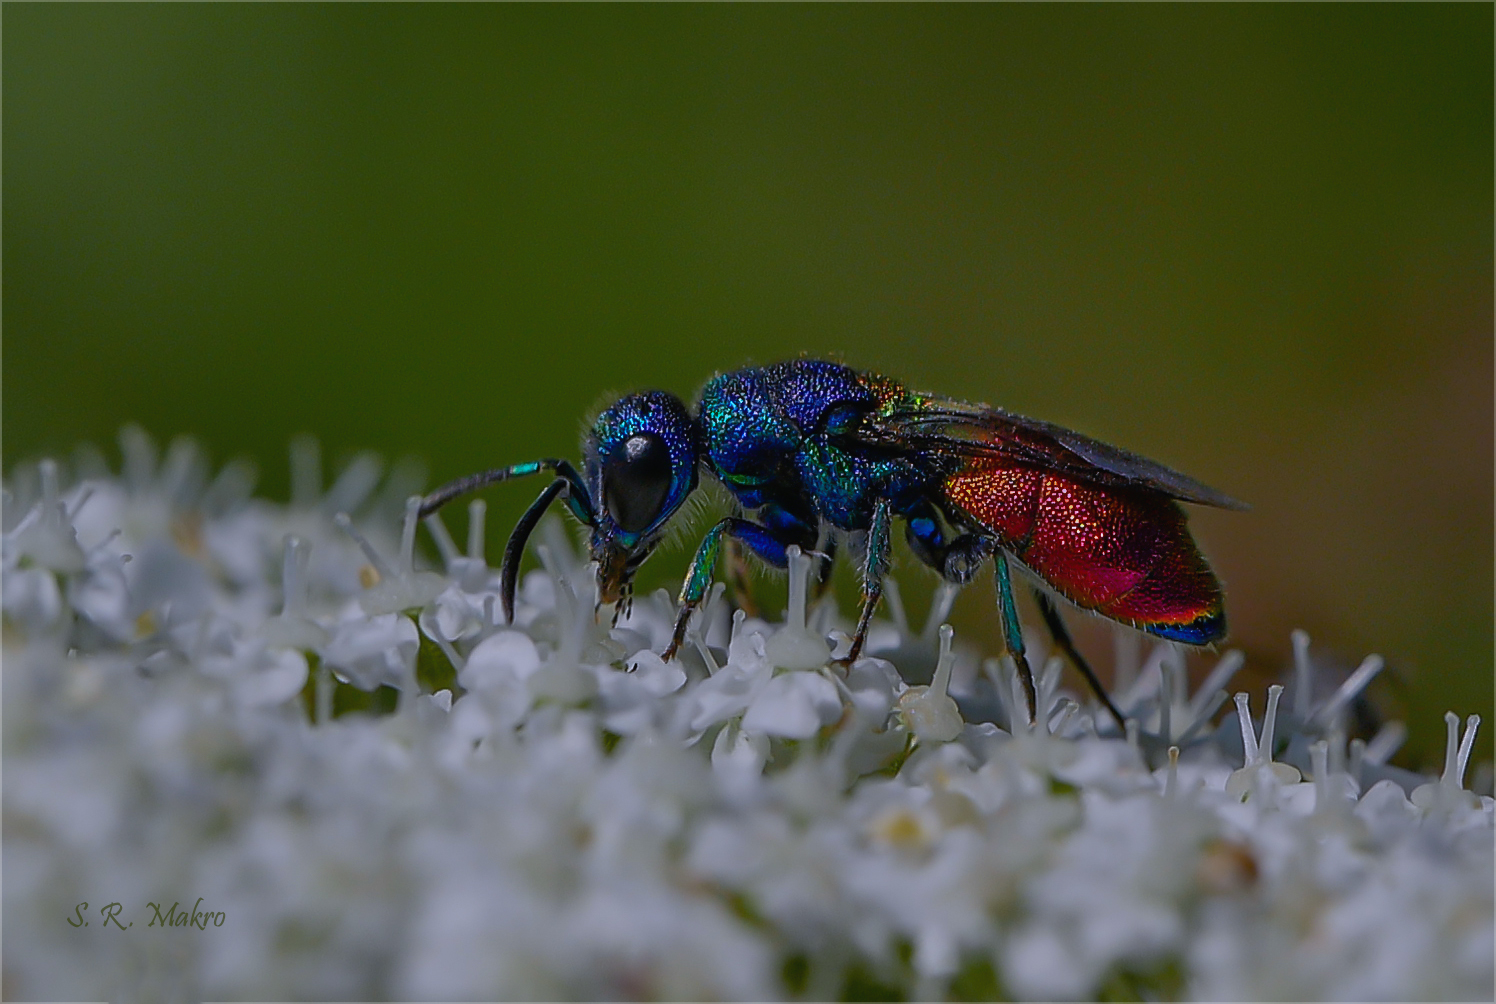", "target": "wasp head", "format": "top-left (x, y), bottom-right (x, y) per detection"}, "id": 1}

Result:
top-left (582, 391), bottom-right (700, 618)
